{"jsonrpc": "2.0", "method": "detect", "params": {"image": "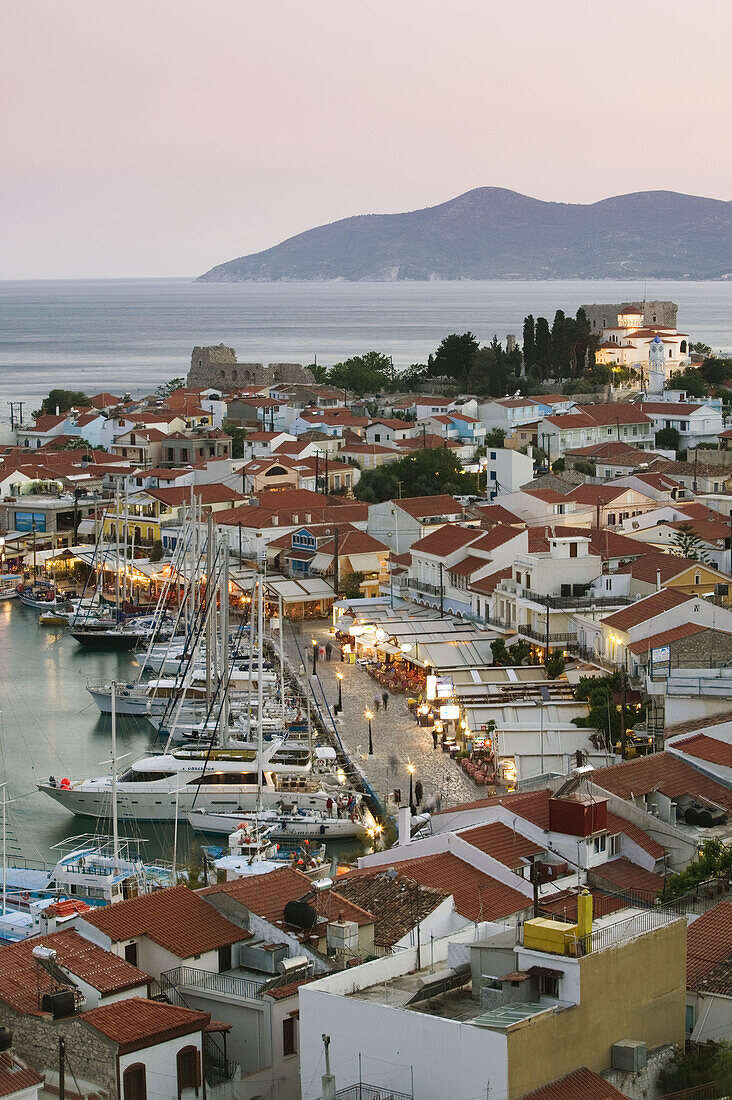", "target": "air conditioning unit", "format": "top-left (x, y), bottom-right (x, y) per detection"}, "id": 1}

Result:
top-left (611, 1040), bottom-right (646, 1073)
